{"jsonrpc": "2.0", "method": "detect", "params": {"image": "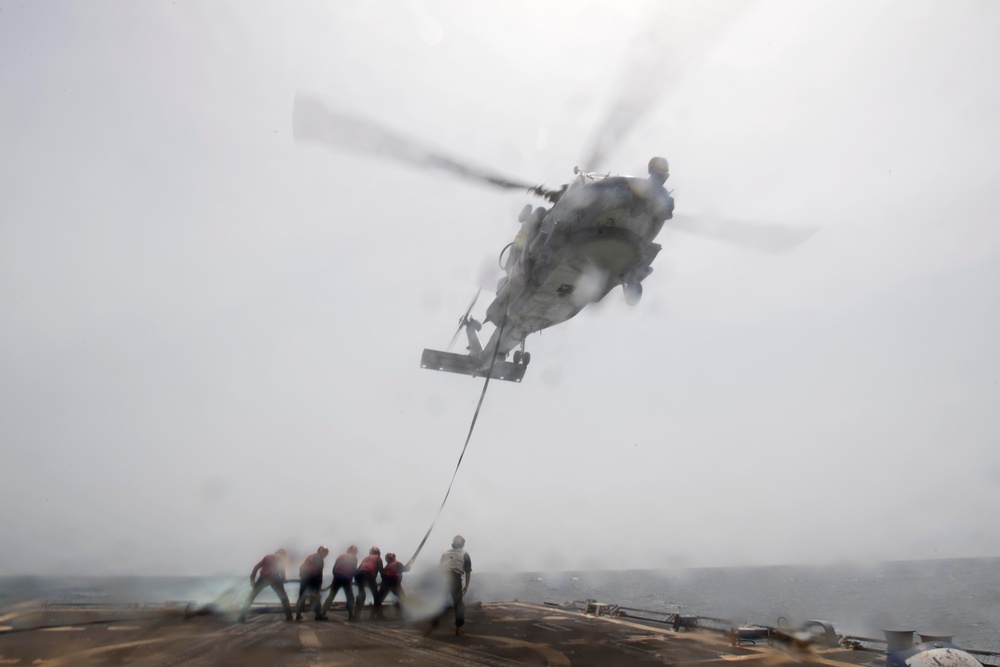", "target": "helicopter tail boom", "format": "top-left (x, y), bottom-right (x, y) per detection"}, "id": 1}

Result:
top-left (420, 349), bottom-right (526, 383)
